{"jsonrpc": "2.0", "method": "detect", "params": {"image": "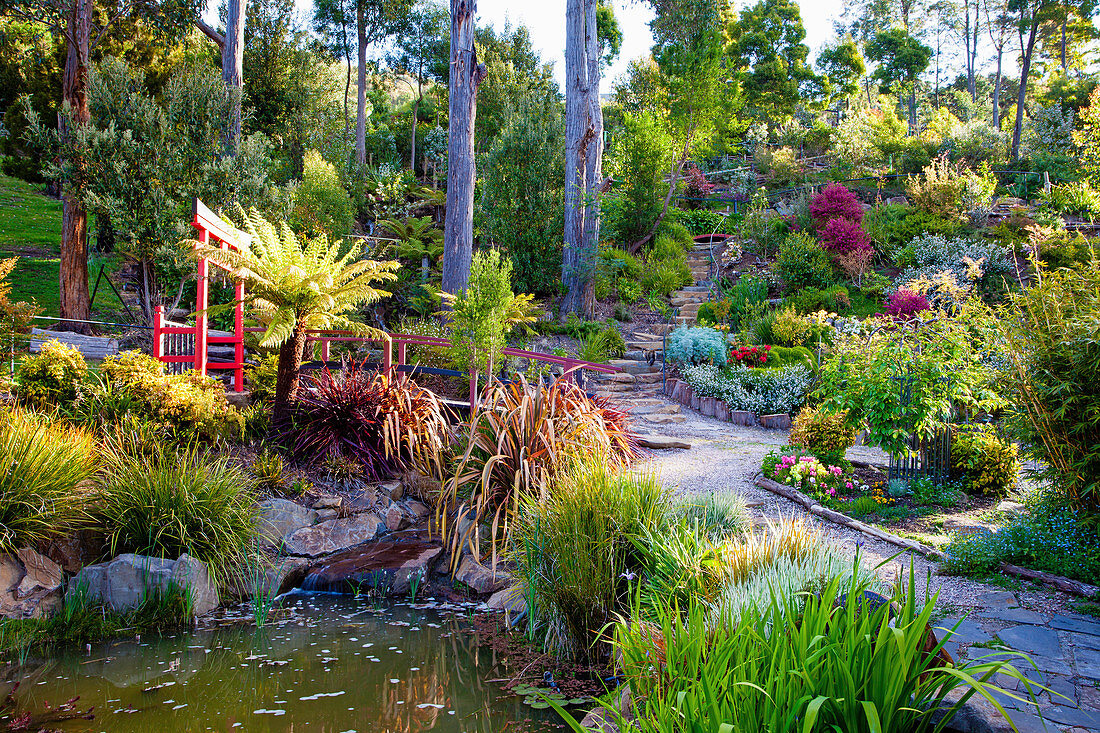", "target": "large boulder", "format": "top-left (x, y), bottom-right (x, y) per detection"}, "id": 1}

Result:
top-left (0, 548), bottom-right (64, 619)
top-left (256, 498), bottom-right (317, 551)
top-left (454, 556), bottom-right (510, 595)
top-left (283, 514), bottom-right (385, 558)
top-left (67, 553), bottom-right (220, 616)
top-left (301, 540), bottom-right (442, 595)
